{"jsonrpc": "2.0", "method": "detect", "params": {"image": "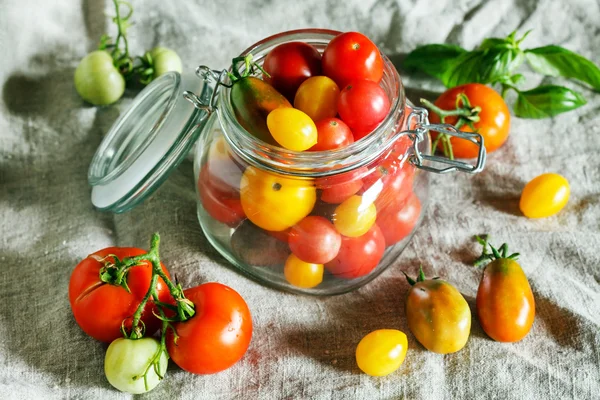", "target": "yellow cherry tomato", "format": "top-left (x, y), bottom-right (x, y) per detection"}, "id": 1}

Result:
top-left (519, 173), bottom-right (570, 218)
top-left (266, 108), bottom-right (317, 151)
top-left (356, 329), bottom-right (408, 376)
top-left (284, 254), bottom-right (324, 288)
top-left (294, 76), bottom-right (340, 122)
top-left (240, 166), bottom-right (316, 231)
top-left (333, 195), bottom-right (377, 237)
